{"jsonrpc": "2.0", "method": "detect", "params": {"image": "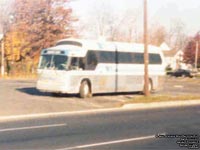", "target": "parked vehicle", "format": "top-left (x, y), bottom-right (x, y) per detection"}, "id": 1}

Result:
top-left (36, 38), bottom-right (166, 98)
top-left (167, 69), bottom-right (193, 78)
